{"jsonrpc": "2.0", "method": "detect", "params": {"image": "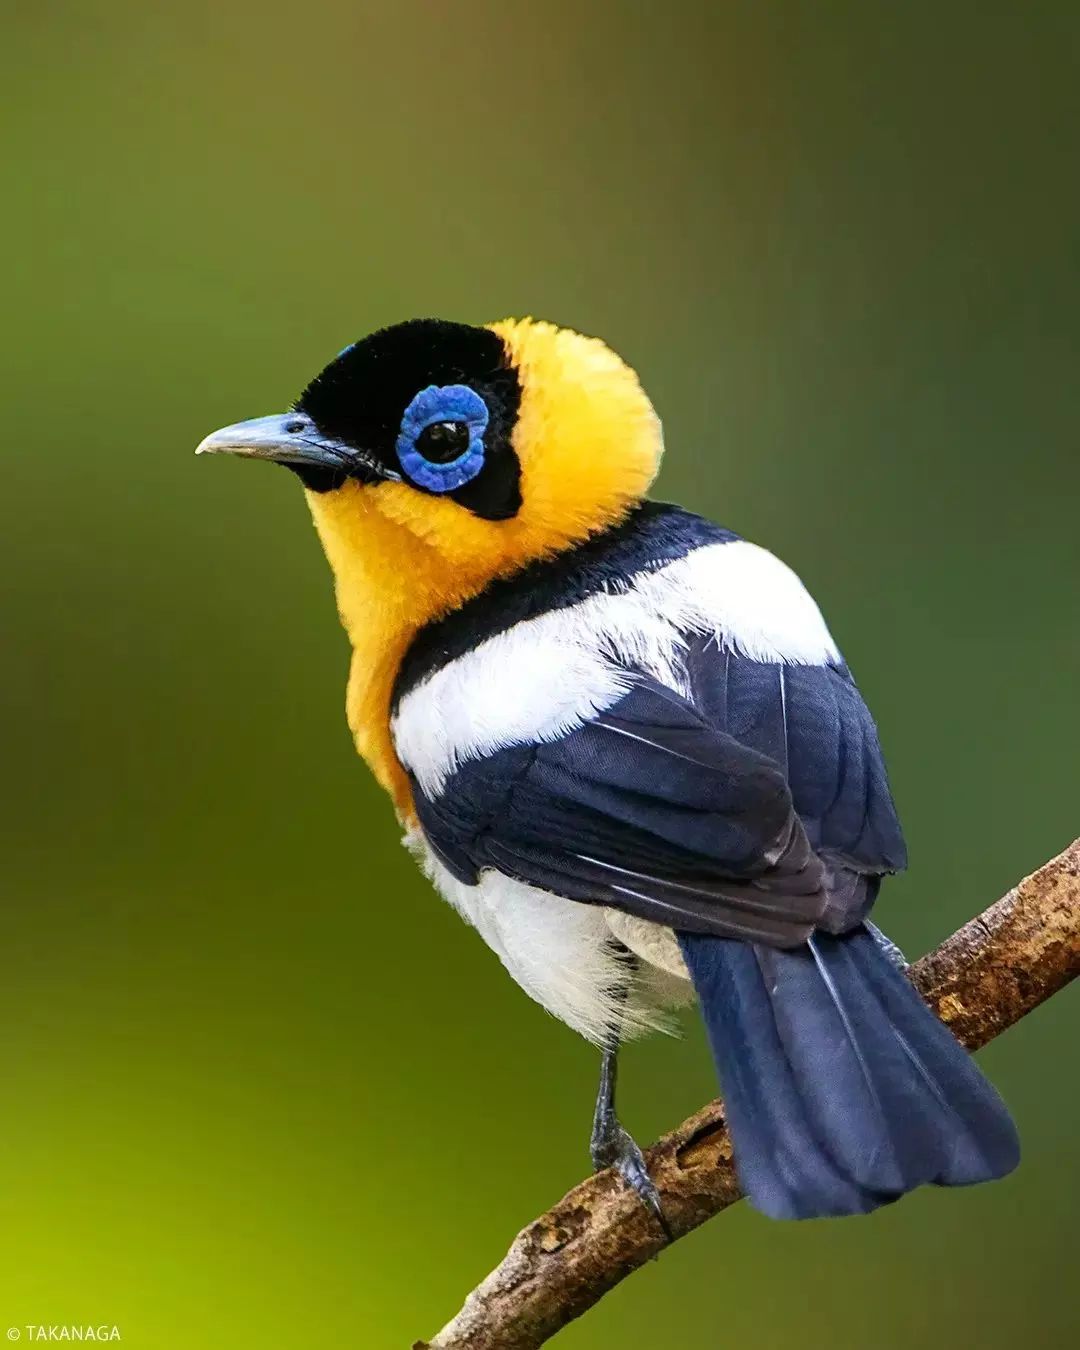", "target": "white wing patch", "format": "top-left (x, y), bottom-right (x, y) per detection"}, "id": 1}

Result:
top-left (391, 635), bottom-right (634, 800)
top-left (392, 539), bottom-right (839, 798)
top-left (644, 541), bottom-right (841, 667)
